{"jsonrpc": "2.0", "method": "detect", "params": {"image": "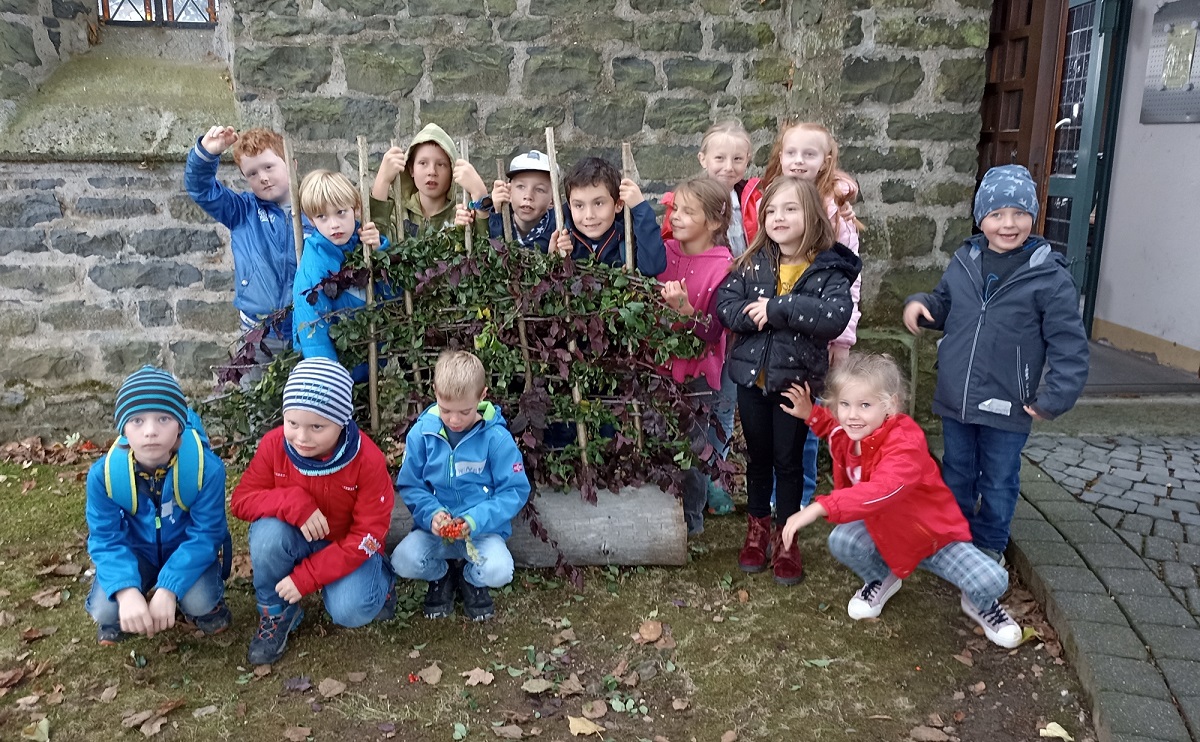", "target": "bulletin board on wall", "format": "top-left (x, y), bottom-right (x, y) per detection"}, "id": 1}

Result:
top-left (1141, 0), bottom-right (1200, 122)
